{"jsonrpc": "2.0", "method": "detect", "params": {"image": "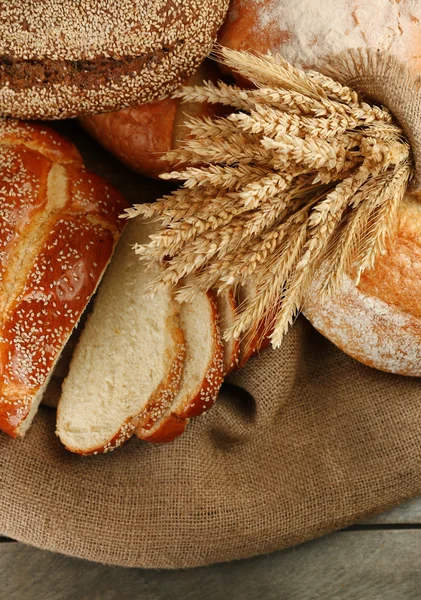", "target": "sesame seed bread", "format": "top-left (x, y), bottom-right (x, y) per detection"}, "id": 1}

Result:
top-left (79, 61), bottom-right (223, 178)
top-left (216, 289), bottom-right (240, 375)
top-left (0, 120), bottom-right (128, 438)
top-left (304, 194), bottom-right (421, 376)
top-left (56, 219), bottom-right (186, 454)
top-left (137, 290), bottom-right (224, 443)
top-left (0, 0), bottom-right (229, 120)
